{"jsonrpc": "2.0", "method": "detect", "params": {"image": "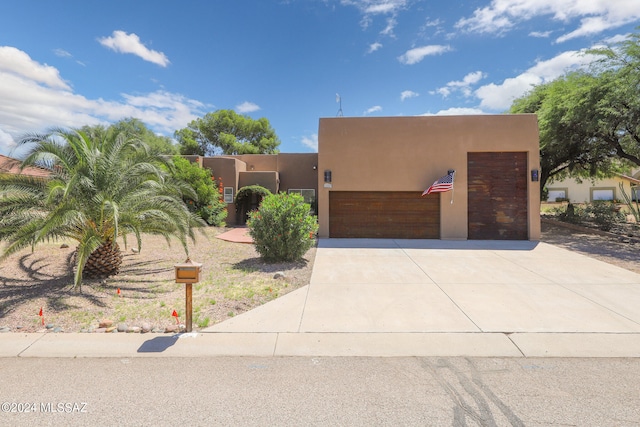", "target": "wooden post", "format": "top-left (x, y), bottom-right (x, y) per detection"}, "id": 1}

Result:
top-left (185, 283), bottom-right (193, 332)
